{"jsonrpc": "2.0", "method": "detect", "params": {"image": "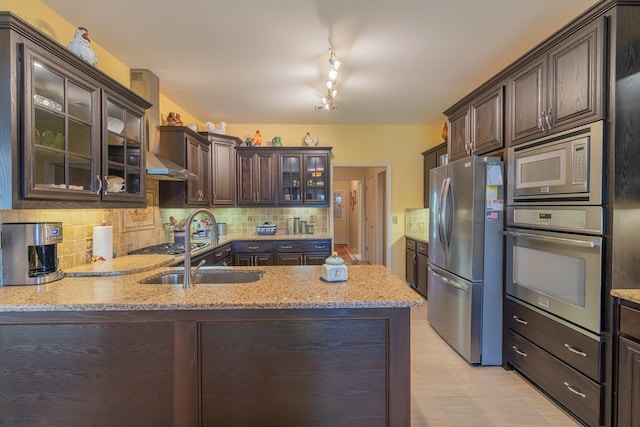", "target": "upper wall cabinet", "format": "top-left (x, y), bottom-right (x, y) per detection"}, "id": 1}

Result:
top-left (201, 132), bottom-right (240, 206)
top-left (279, 150), bottom-right (330, 206)
top-left (448, 85), bottom-right (504, 162)
top-left (507, 18), bottom-right (604, 146)
top-left (235, 146), bottom-right (332, 207)
top-left (158, 127), bottom-right (211, 207)
top-left (0, 13), bottom-right (151, 209)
